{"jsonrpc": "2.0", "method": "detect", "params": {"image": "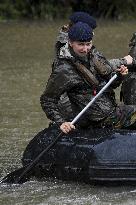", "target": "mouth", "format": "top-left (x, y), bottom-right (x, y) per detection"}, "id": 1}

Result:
top-left (79, 52), bottom-right (87, 56)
